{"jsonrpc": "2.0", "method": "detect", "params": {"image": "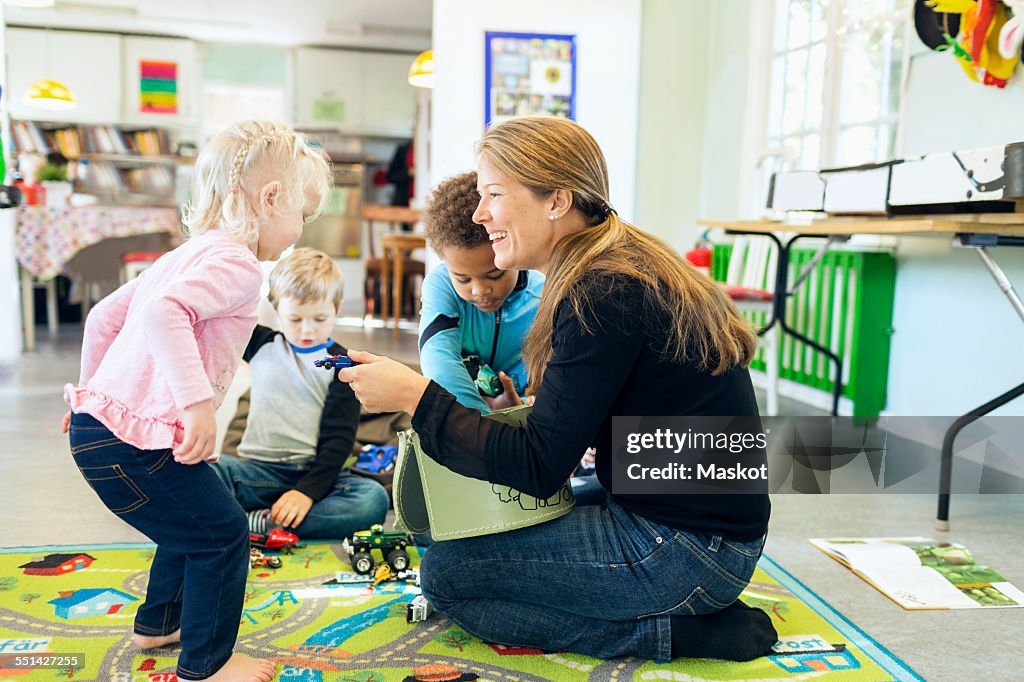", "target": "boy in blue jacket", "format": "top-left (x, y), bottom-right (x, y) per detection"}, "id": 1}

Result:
top-left (419, 171), bottom-right (543, 413)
